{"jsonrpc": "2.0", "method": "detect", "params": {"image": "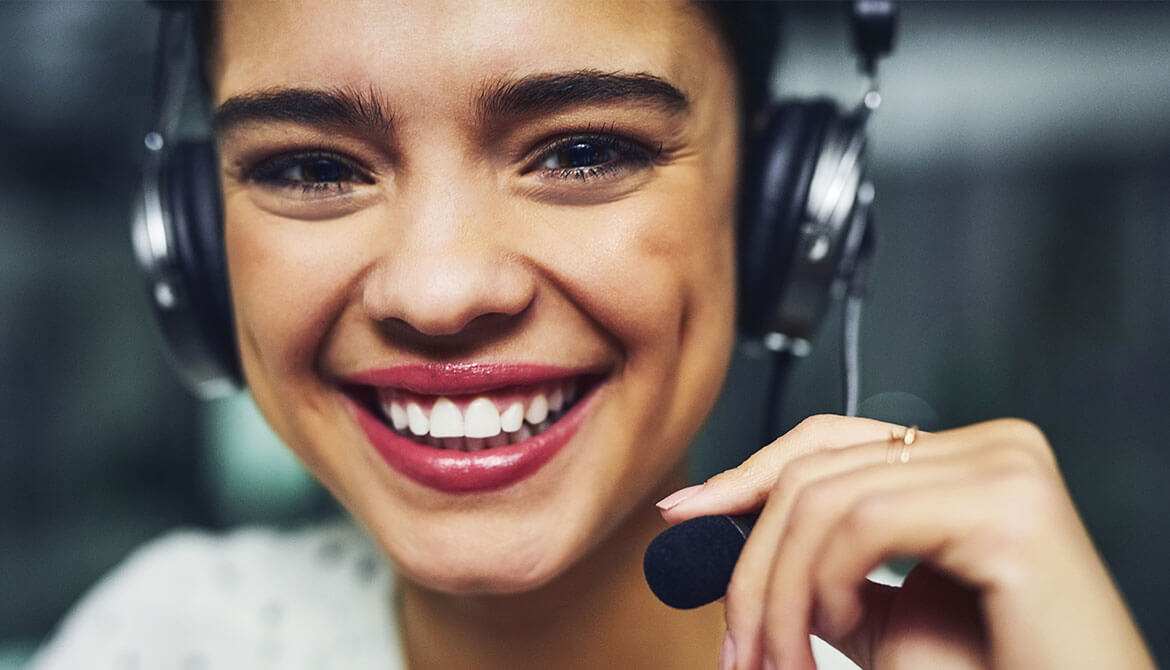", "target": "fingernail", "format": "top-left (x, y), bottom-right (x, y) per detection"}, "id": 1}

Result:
top-left (655, 484), bottom-right (705, 510)
top-left (719, 631), bottom-right (736, 670)
top-left (762, 657), bottom-right (778, 670)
